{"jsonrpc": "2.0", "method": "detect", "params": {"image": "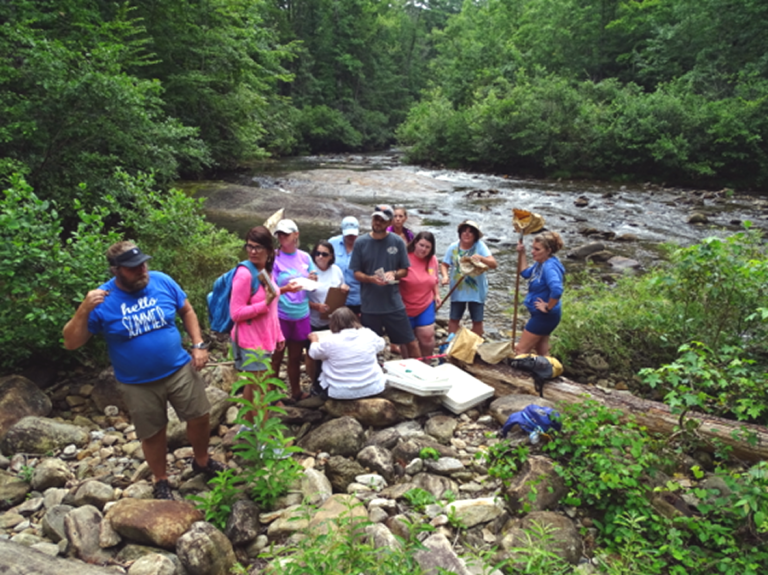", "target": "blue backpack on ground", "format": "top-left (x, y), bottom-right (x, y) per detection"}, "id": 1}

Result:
top-left (499, 404), bottom-right (562, 443)
top-left (207, 260), bottom-right (261, 333)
